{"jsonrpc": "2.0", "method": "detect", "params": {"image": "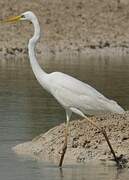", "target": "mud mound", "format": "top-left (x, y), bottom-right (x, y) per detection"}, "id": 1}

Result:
top-left (13, 111), bottom-right (129, 166)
